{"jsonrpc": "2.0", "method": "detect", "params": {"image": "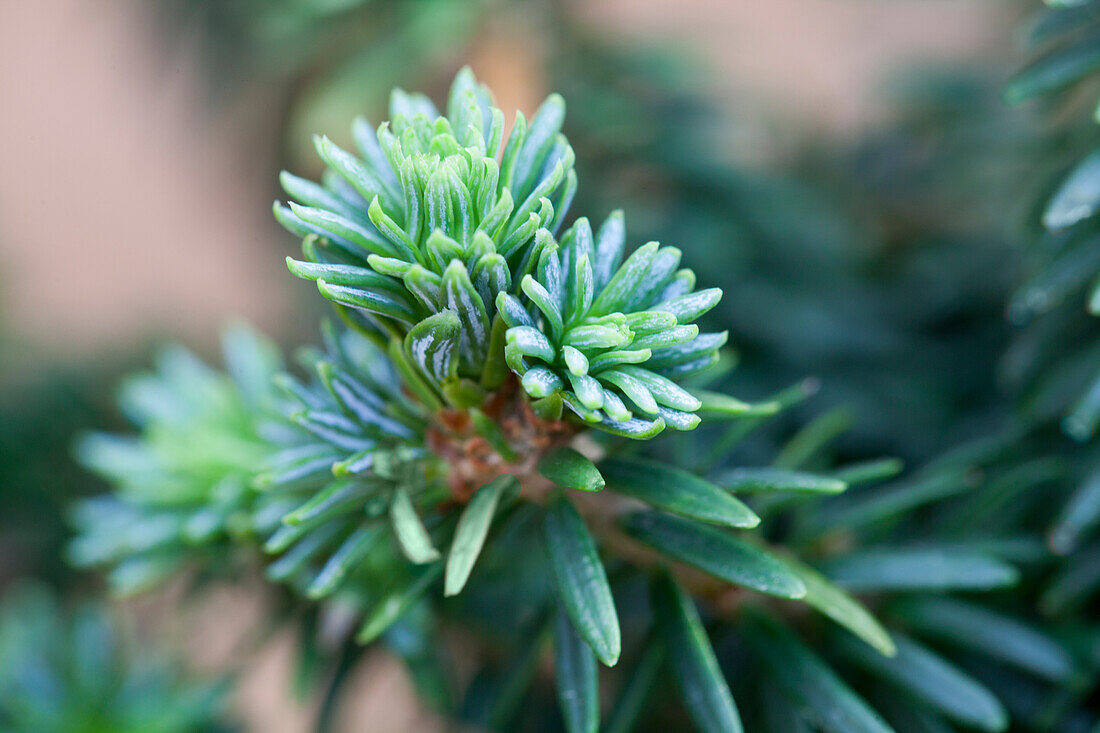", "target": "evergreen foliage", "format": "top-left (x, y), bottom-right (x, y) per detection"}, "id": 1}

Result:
top-left (53, 1), bottom-right (1100, 730)
top-left (69, 66), bottom-right (1084, 732)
